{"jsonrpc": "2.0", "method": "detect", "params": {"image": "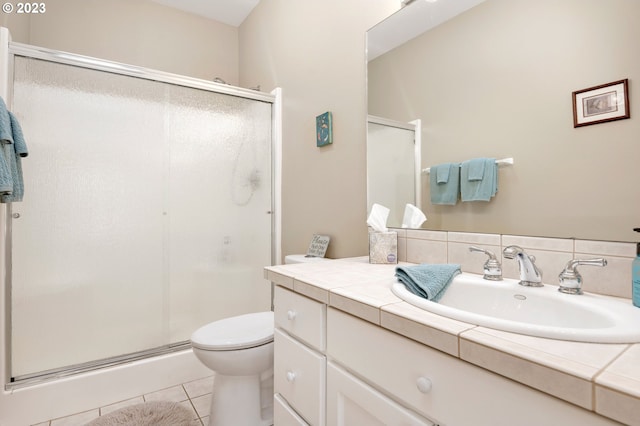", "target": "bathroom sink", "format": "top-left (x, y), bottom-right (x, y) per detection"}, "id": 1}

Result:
top-left (391, 272), bottom-right (640, 343)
